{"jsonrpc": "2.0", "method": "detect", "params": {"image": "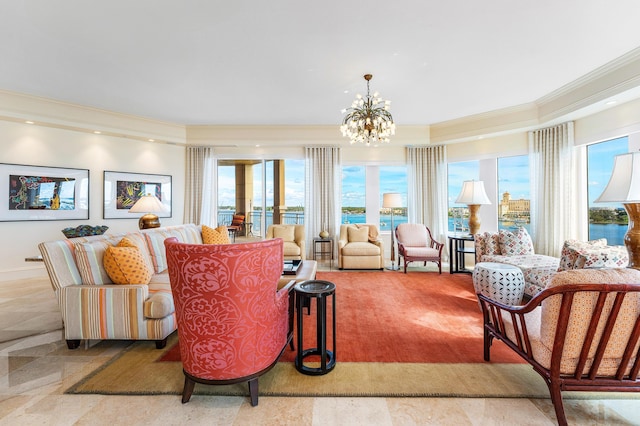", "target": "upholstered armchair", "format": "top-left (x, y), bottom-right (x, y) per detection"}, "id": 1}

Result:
top-left (266, 224), bottom-right (306, 260)
top-left (227, 213), bottom-right (245, 238)
top-left (164, 237), bottom-right (295, 406)
top-left (395, 223), bottom-right (444, 273)
top-left (338, 224), bottom-right (384, 270)
top-left (479, 268), bottom-right (640, 426)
